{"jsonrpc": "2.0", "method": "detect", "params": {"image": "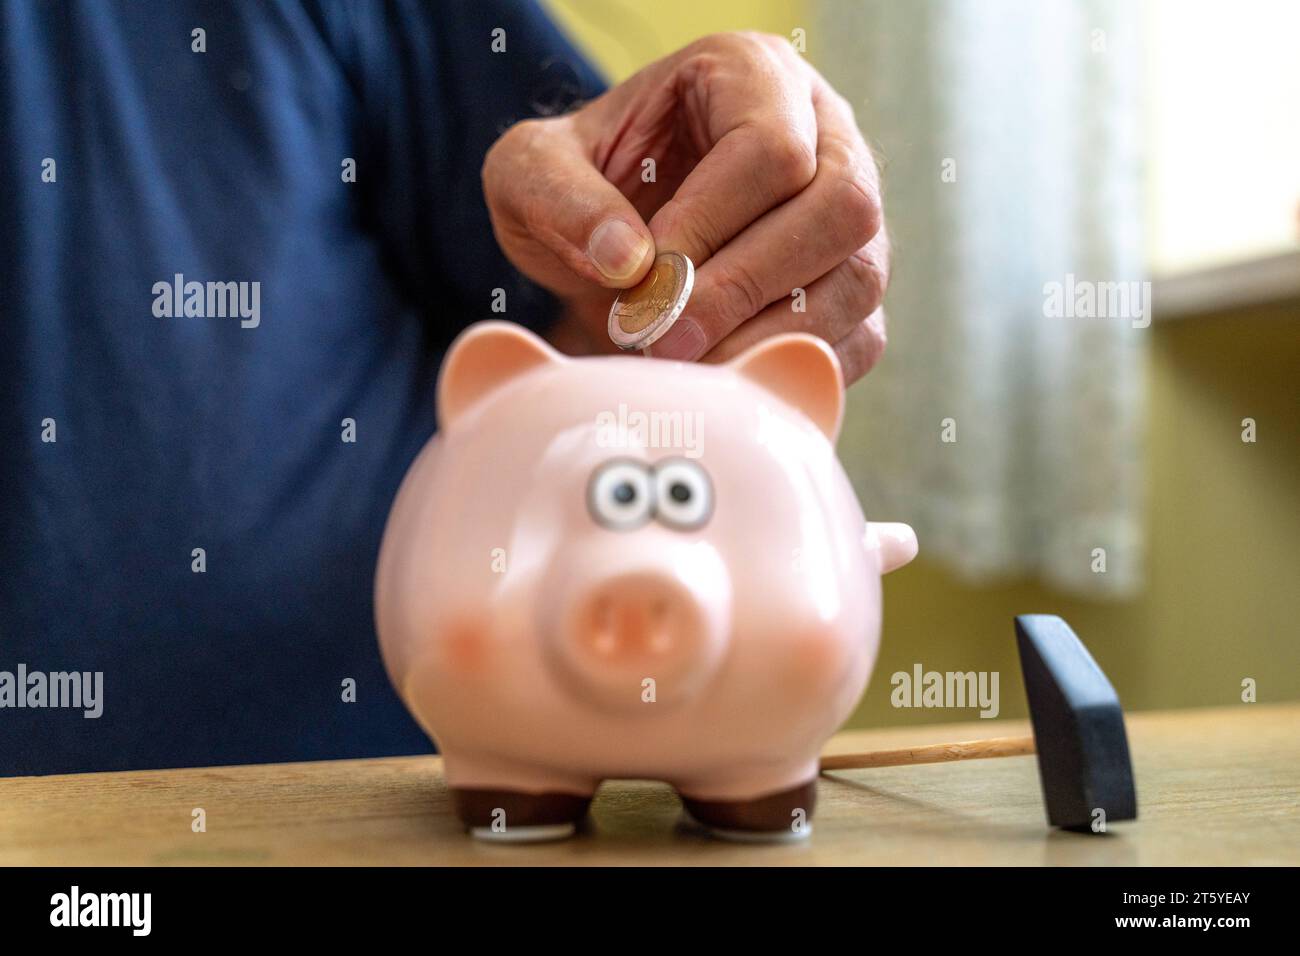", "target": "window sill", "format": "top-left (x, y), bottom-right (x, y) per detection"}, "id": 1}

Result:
top-left (1153, 250), bottom-right (1300, 320)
